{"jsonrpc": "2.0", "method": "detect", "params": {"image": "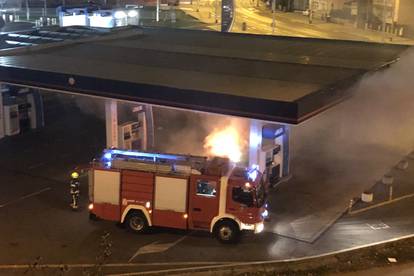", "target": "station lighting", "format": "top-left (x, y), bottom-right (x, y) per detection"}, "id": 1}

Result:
top-left (114, 11), bottom-right (127, 19)
top-left (128, 10), bottom-right (138, 17)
